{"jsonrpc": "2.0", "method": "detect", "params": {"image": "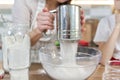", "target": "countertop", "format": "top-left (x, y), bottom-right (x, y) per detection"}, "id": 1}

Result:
top-left (2, 63), bottom-right (105, 80)
top-left (88, 64), bottom-right (104, 80)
